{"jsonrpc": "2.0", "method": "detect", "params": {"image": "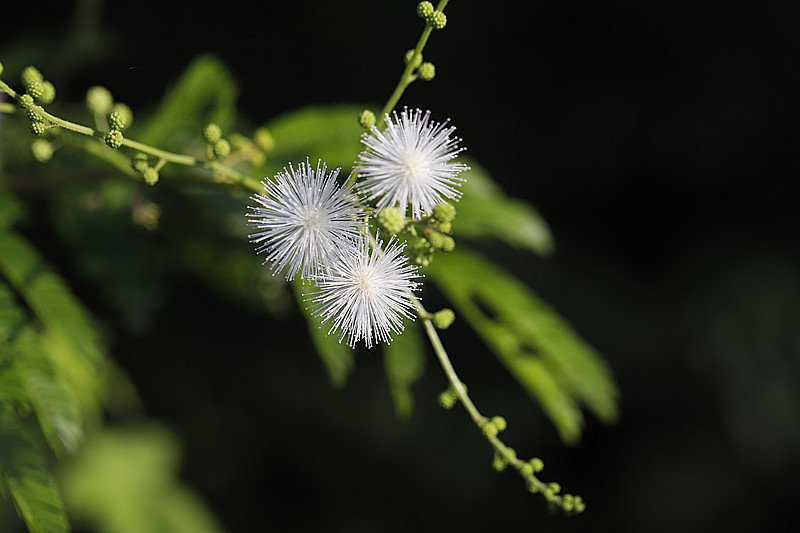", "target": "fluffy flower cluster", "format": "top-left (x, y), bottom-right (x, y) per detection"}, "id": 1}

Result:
top-left (248, 109), bottom-right (468, 348)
